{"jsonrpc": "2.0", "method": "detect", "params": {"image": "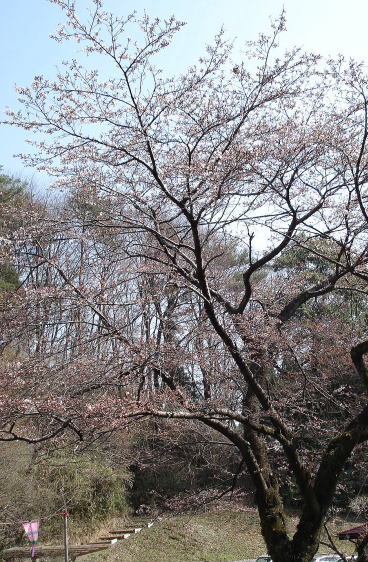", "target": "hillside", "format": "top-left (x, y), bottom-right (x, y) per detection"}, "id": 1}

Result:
top-left (86, 512), bottom-right (358, 562)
